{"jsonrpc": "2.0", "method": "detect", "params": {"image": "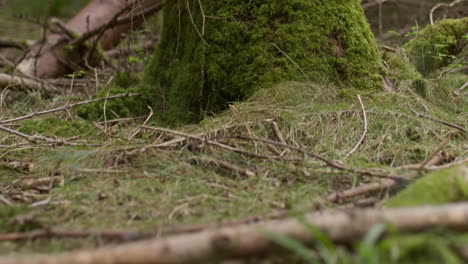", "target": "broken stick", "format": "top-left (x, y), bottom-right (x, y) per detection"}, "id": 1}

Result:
top-left (2, 202), bottom-right (468, 264)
